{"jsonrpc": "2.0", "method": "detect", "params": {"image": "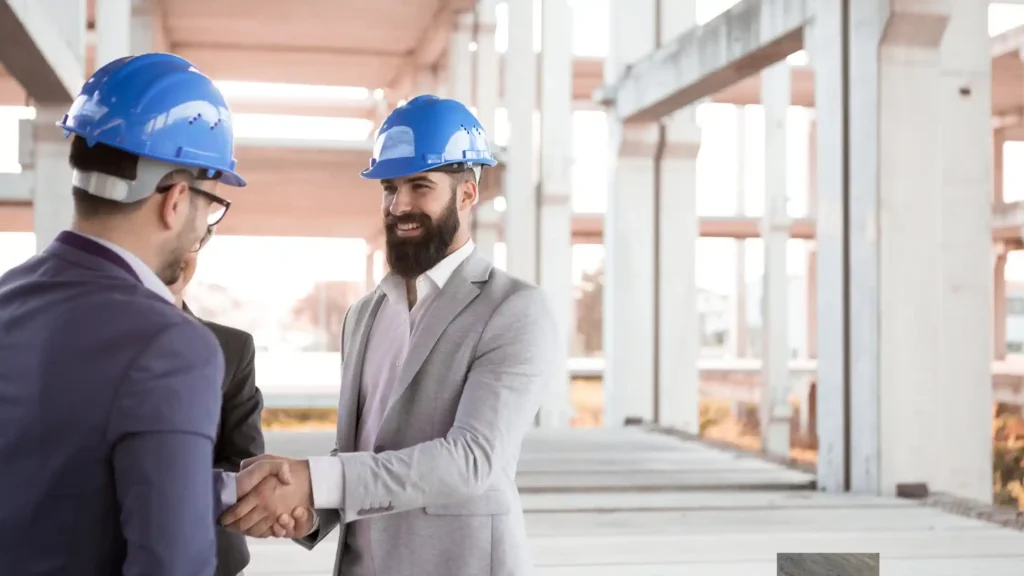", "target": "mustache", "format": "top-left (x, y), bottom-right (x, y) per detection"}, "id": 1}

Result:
top-left (385, 213), bottom-right (432, 229)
